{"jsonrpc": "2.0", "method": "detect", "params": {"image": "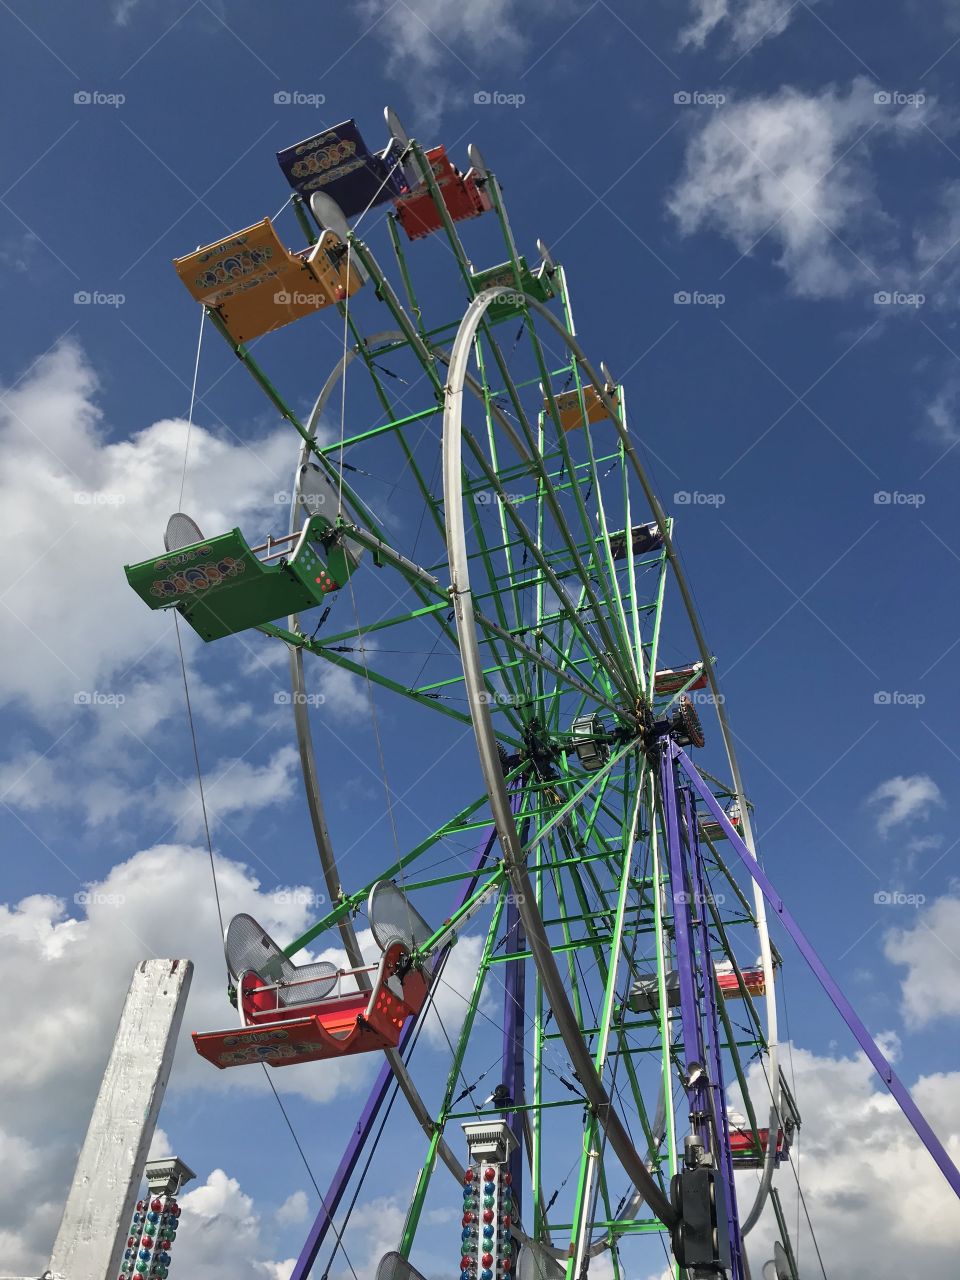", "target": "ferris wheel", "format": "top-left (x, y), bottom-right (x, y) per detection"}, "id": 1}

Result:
top-left (124, 107), bottom-right (960, 1280)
